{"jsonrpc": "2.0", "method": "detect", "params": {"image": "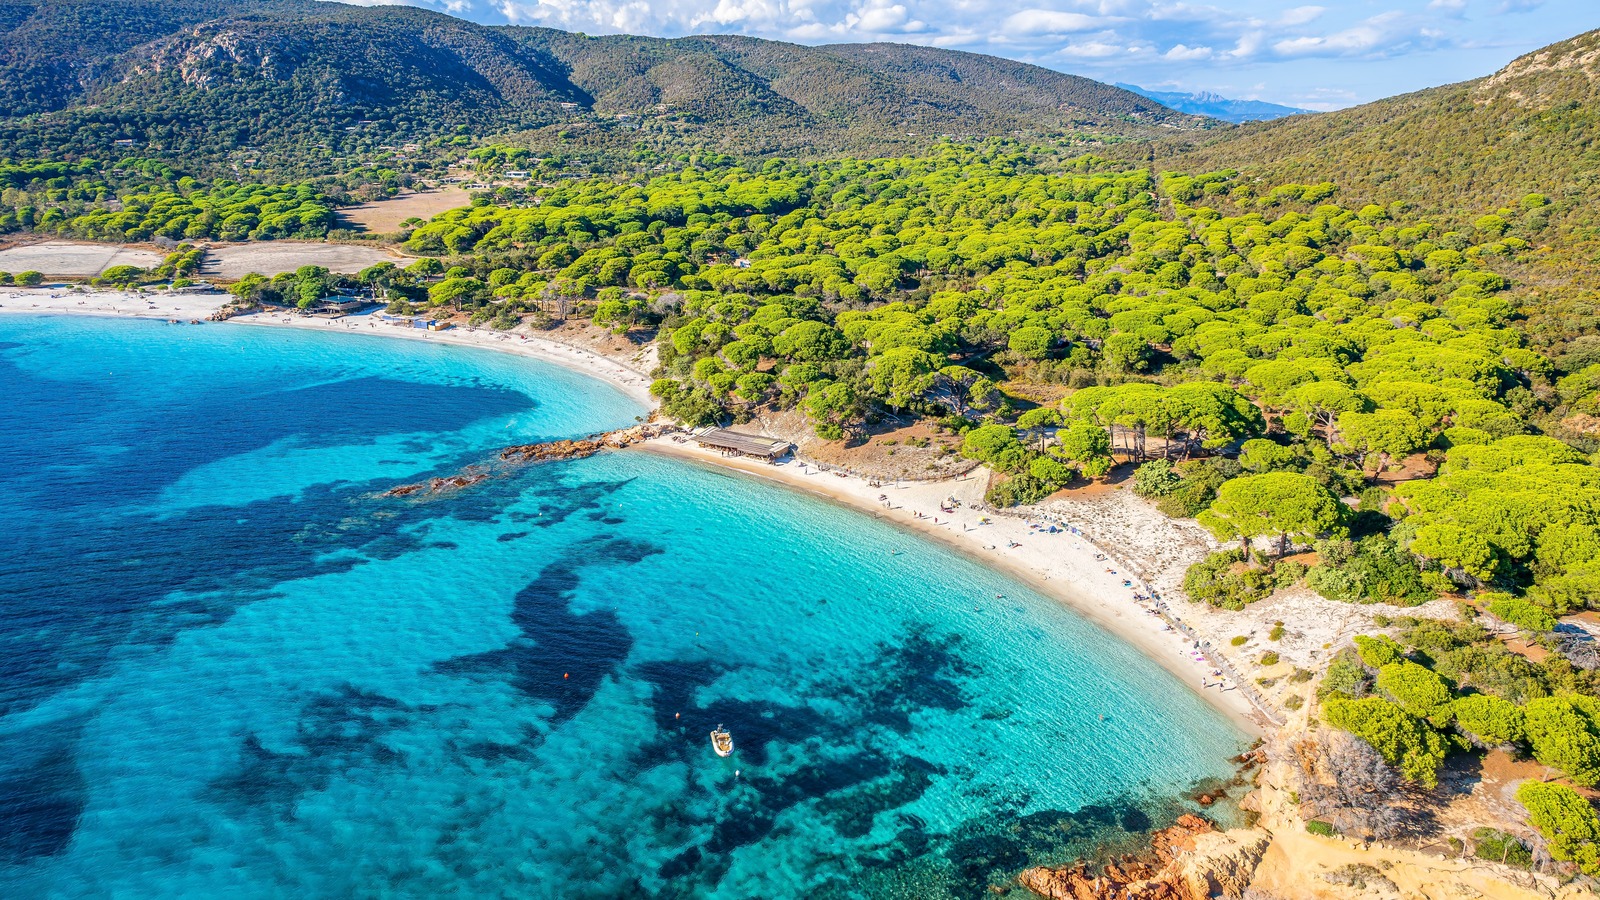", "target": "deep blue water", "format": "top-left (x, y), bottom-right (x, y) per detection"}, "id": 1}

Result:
top-left (0, 316), bottom-right (1248, 898)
